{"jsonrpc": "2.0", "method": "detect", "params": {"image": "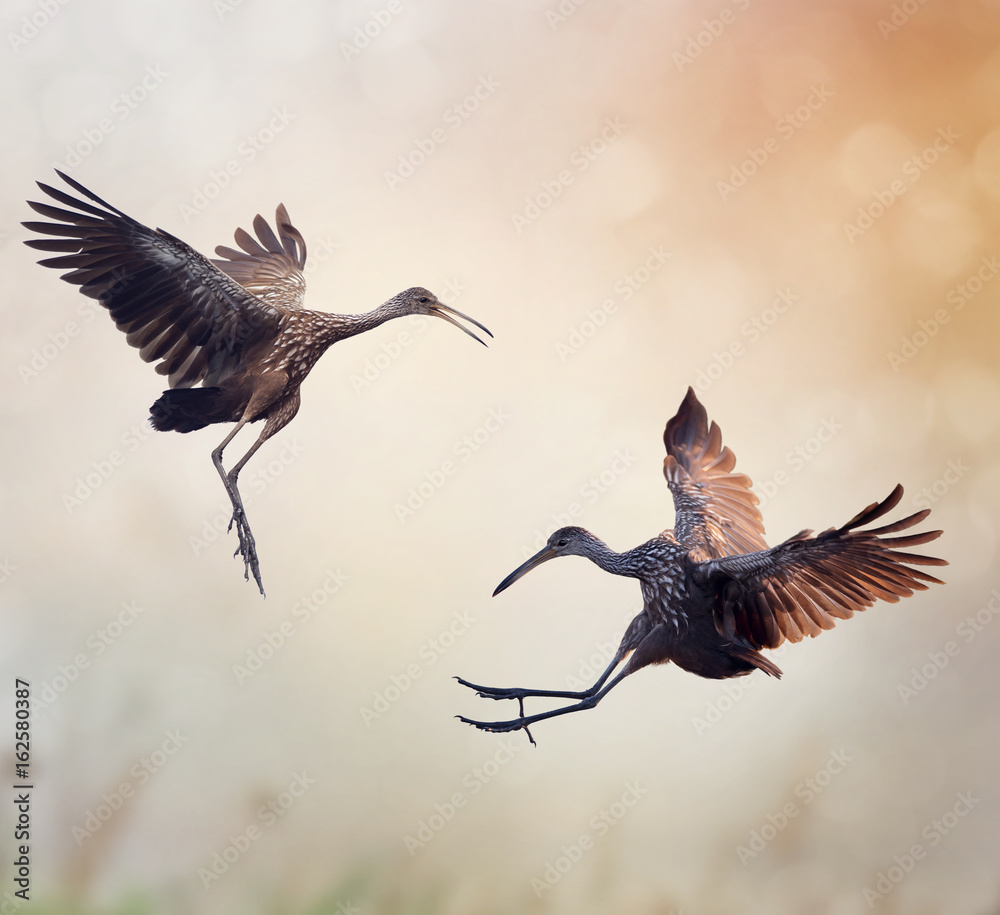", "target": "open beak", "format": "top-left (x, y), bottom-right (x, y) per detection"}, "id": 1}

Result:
top-left (493, 546), bottom-right (557, 596)
top-left (429, 302), bottom-right (493, 346)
